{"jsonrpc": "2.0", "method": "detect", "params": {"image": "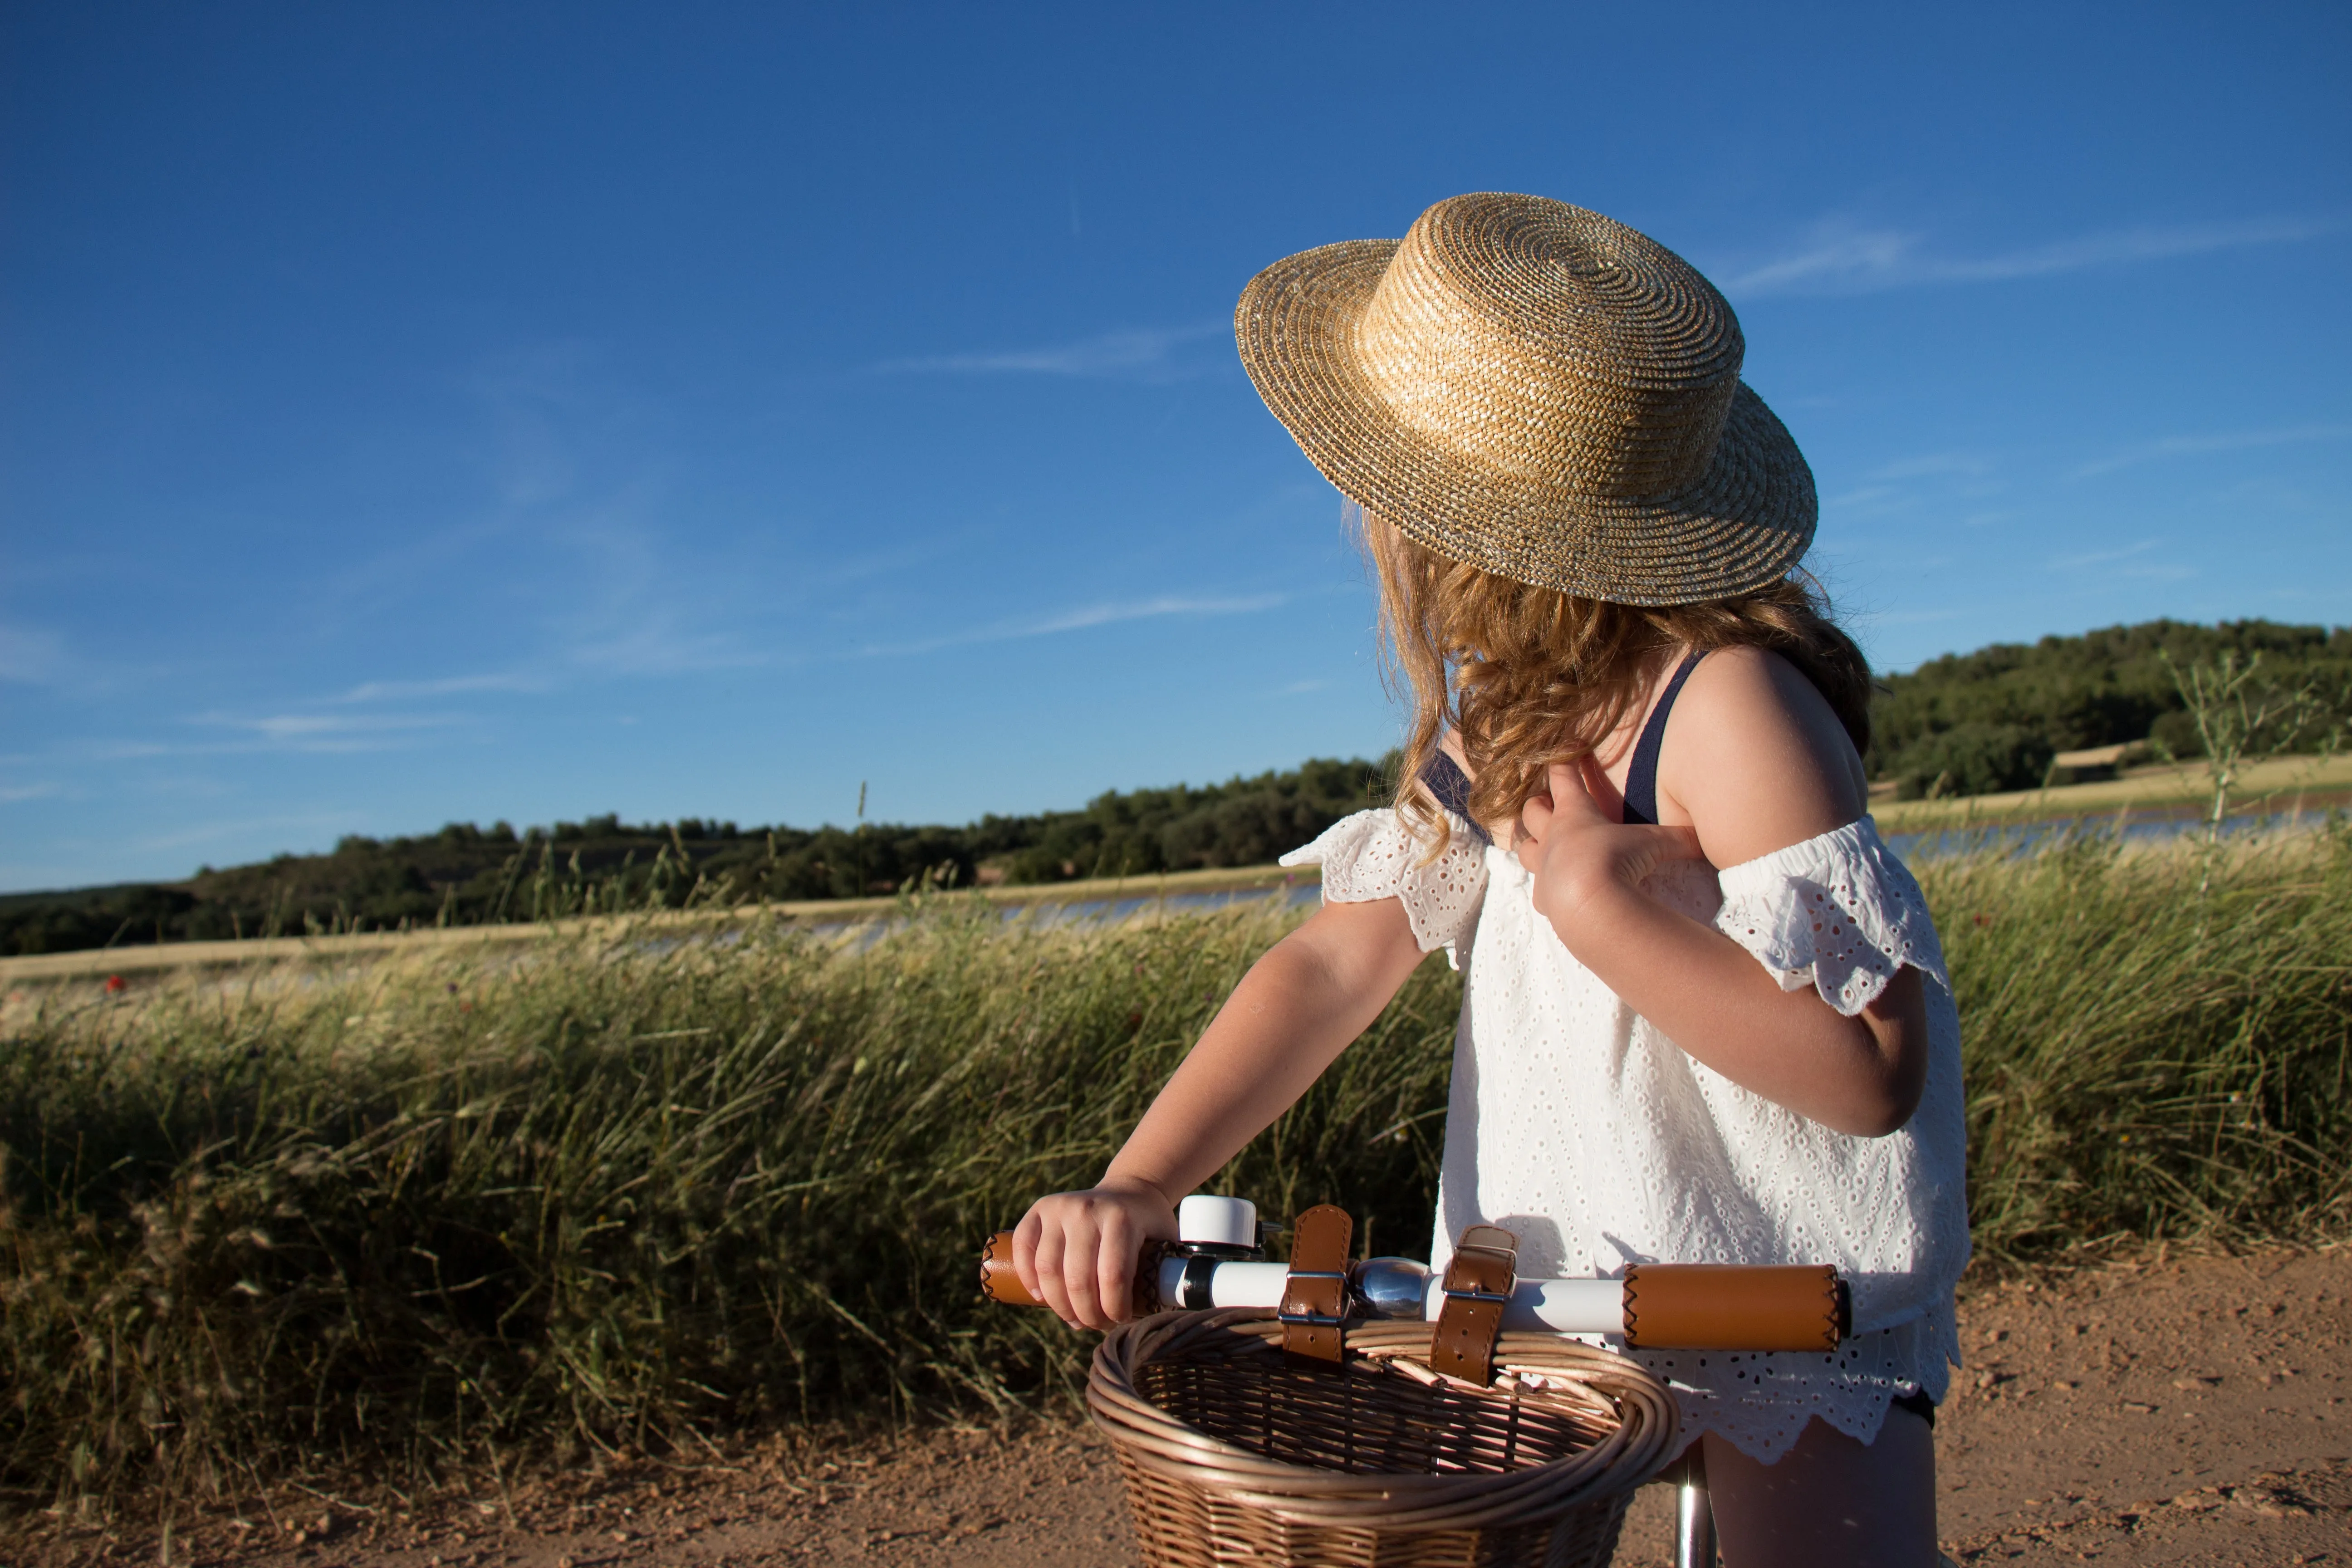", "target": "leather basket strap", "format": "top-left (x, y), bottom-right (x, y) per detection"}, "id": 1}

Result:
top-left (1278, 1205), bottom-right (1353, 1362)
top-left (1430, 1224), bottom-right (1517, 1384)
top-left (1621, 1263), bottom-right (1847, 1352)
